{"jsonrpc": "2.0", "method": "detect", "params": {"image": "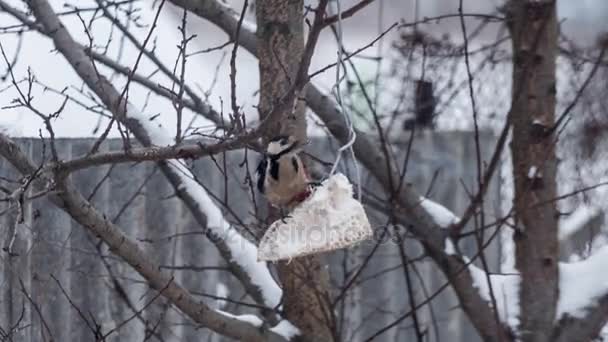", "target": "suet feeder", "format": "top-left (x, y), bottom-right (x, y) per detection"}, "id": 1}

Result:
top-left (257, 173), bottom-right (372, 261)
